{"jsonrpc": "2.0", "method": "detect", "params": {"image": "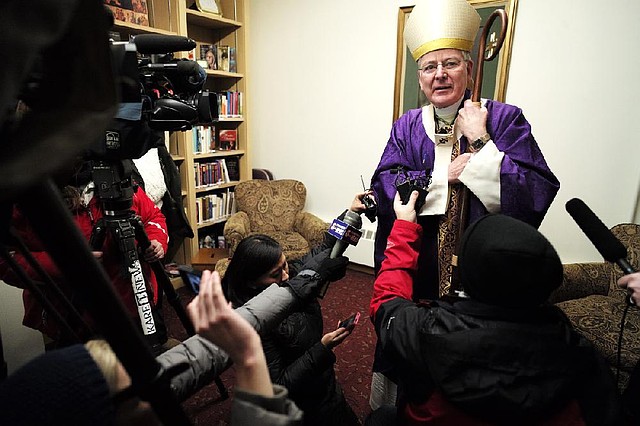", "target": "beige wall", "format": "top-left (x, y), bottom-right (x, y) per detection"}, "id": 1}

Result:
top-left (0, 282), bottom-right (44, 374)
top-left (247, 0), bottom-right (640, 264)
